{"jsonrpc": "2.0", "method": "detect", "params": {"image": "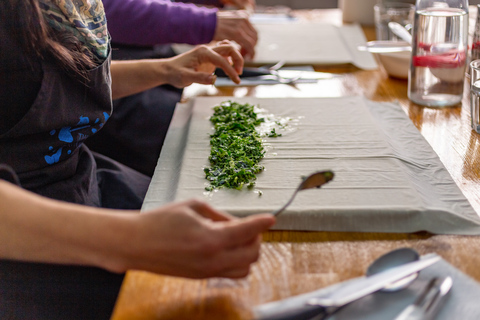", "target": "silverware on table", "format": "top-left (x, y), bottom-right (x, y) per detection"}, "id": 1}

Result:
top-left (215, 67), bottom-right (303, 83)
top-left (394, 276), bottom-right (453, 320)
top-left (214, 66), bottom-right (335, 84)
top-left (357, 41), bottom-right (411, 53)
top-left (254, 254), bottom-right (441, 320)
top-left (253, 74), bottom-right (302, 84)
